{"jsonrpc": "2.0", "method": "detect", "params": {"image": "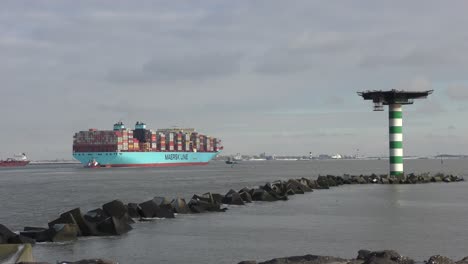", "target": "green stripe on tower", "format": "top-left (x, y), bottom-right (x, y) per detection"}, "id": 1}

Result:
top-left (390, 141), bottom-right (403, 148)
top-left (389, 111), bottom-right (403, 119)
top-left (389, 126), bottom-right (403, 133)
top-left (390, 156), bottom-right (404, 164)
